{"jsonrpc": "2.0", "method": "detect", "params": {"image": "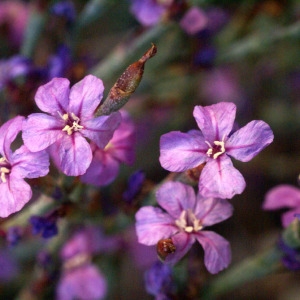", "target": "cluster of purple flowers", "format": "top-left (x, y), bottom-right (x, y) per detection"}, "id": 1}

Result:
top-left (135, 101), bottom-right (274, 274)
